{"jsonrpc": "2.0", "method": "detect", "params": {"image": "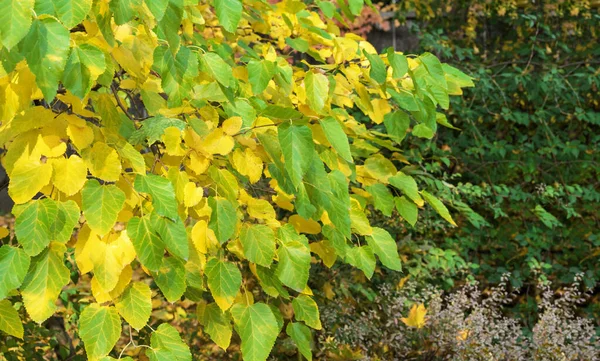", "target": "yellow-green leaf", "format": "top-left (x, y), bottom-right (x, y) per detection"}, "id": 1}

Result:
top-left (201, 302), bottom-right (232, 350)
top-left (148, 323), bottom-right (192, 361)
top-left (82, 179), bottom-right (126, 236)
top-left (0, 299), bottom-right (23, 339)
top-left (115, 282), bottom-right (152, 330)
top-left (292, 295), bottom-right (322, 330)
top-left (421, 190), bottom-right (457, 226)
top-left (0, 0), bottom-right (34, 50)
top-left (304, 71), bottom-right (329, 113)
top-left (79, 304), bottom-right (122, 360)
top-left (230, 302), bottom-right (279, 361)
top-left (0, 245), bottom-right (30, 300)
top-left (21, 243), bottom-right (70, 323)
top-left (240, 224), bottom-right (276, 268)
top-left (205, 258), bottom-right (242, 311)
